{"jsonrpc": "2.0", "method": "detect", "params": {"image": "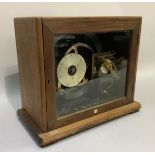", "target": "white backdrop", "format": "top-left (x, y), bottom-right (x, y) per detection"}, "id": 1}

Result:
top-left (0, 3), bottom-right (155, 151)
